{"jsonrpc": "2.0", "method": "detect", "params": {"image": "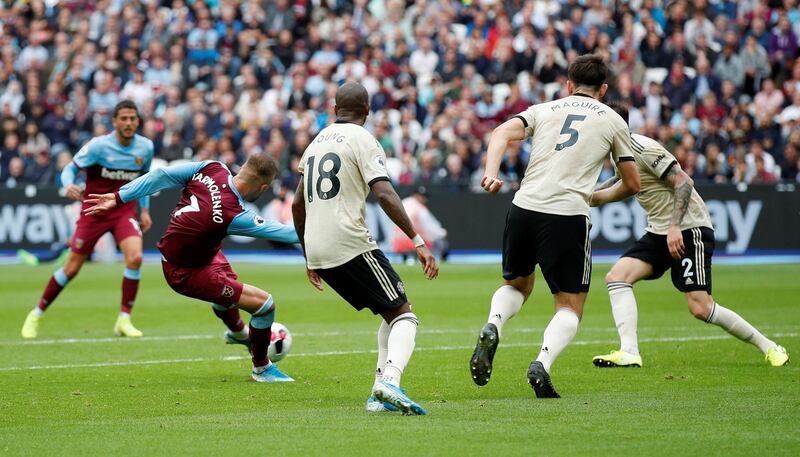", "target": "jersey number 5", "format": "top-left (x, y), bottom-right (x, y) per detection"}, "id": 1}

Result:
top-left (555, 114), bottom-right (587, 151)
top-left (306, 153), bottom-right (342, 202)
